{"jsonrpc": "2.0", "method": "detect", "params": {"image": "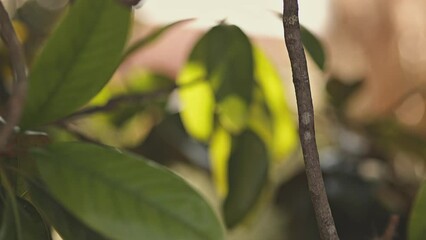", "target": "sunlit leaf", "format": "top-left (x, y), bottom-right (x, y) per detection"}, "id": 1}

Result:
top-left (300, 26), bottom-right (326, 70)
top-left (223, 131), bottom-right (269, 228)
top-left (0, 189), bottom-right (50, 240)
top-left (409, 181), bottom-right (426, 240)
top-left (32, 142), bottom-right (225, 240)
top-left (21, 0), bottom-right (131, 128)
top-left (253, 47), bottom-right (297, 159)
top-left (178, 24), bottom-right (255, 136)
top-left (209, 126), bottom-right (232, 197)
top-left (28, 181), bottom-right (107, 240)
top-left (178, 63), bottom-right (215, 141)
top-left (123, 19), bottom-right (193, 59)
